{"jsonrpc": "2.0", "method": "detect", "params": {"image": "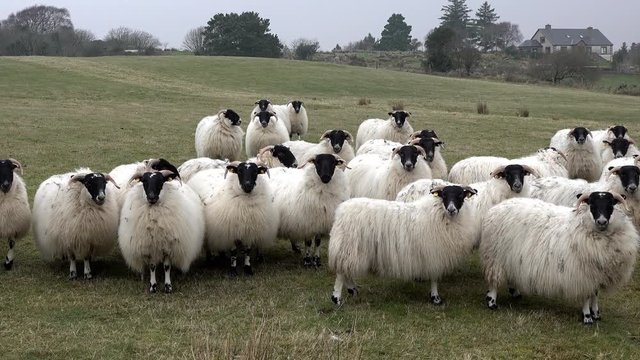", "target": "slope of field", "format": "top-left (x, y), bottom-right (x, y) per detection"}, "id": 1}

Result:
top-left (0, 56), bottom-right (639, 359)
